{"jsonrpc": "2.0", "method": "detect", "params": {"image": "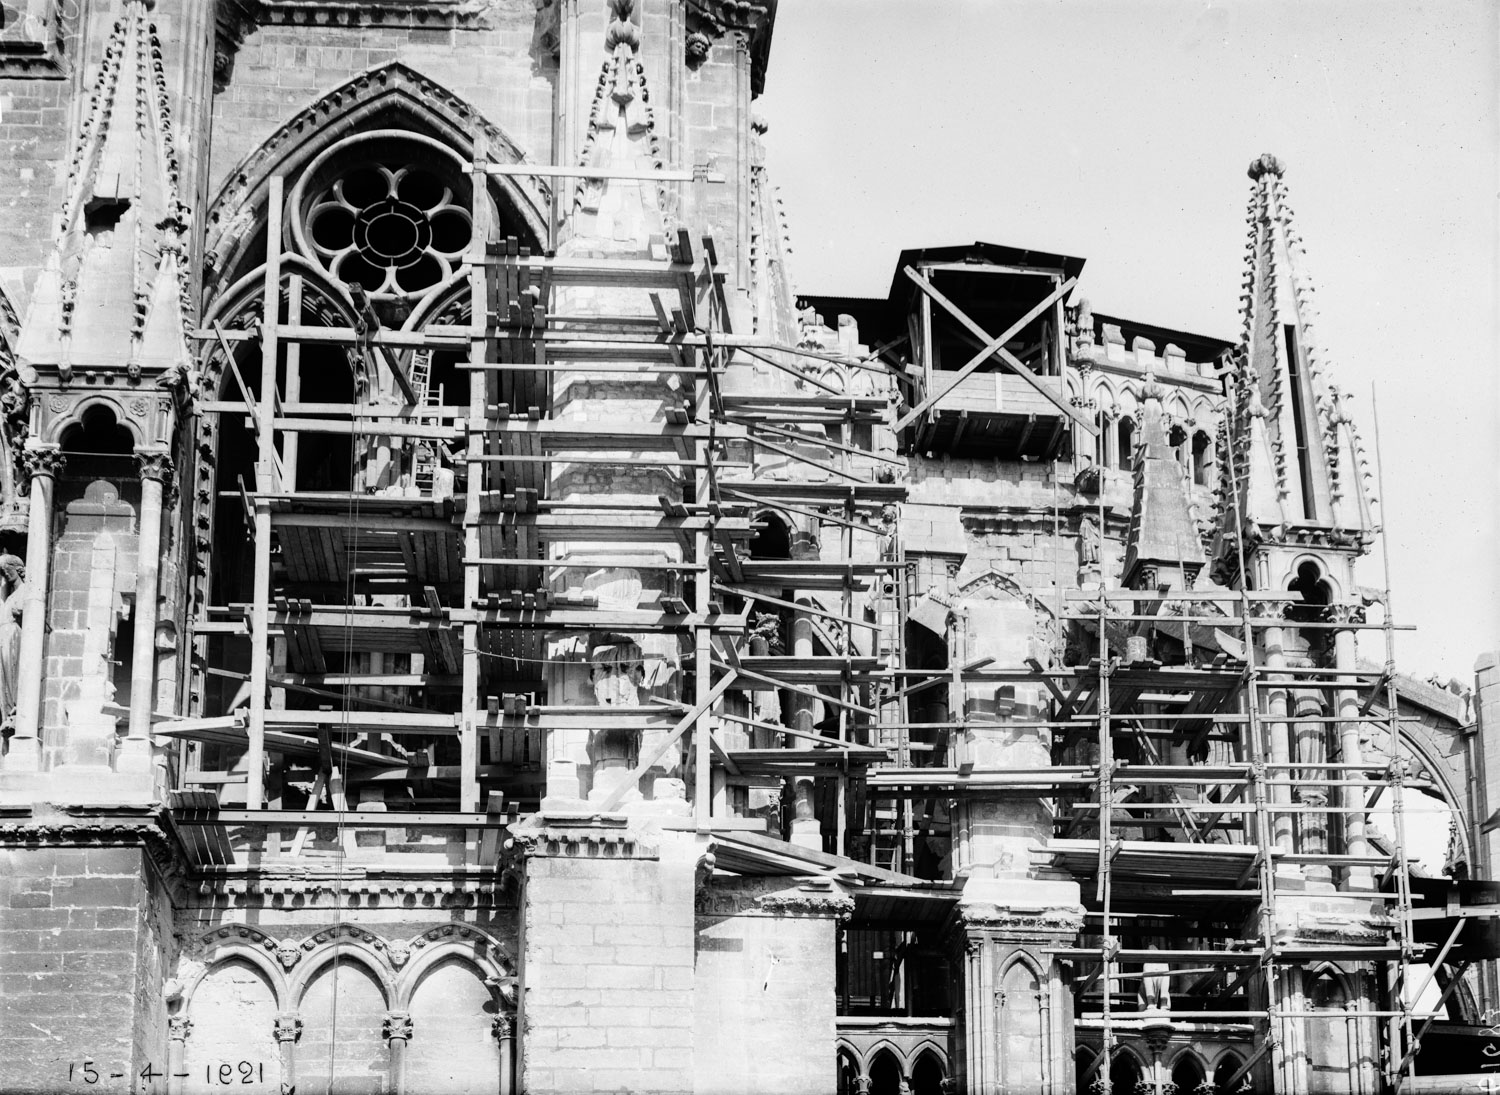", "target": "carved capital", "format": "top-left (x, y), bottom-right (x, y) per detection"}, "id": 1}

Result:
top-left (273, 1014), bottom-right (302, 1044)
top-left (491, 1014), bottom-right (514, 1041)
top-left (168, 1015), bottom-right (193, 1042)
top-left (382, 1011), bottom-right (412, 1042)
top-left (21, 446), bottom-right (65, 482)
top-left (1325, 602), bottom-right (1365, 627)
top-left (136, 449), bottom-right (175, 487)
